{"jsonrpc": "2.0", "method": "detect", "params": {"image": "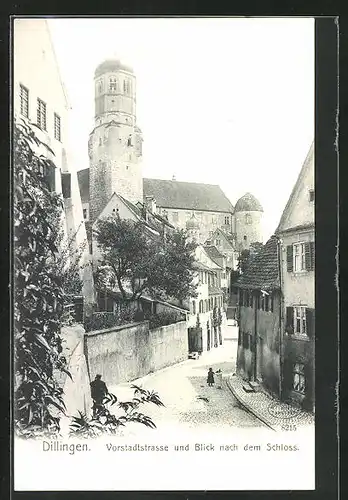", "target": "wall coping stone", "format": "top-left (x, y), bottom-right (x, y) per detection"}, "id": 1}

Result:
top-left (84, 320), bottom-right (149, 338)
